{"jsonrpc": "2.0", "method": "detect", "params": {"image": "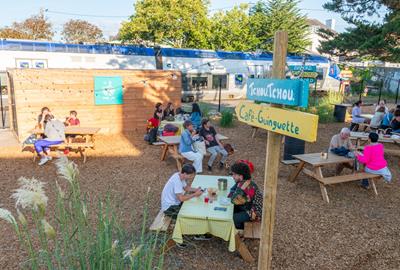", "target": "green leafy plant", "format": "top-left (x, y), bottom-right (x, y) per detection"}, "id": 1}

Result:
top-left (199, 103), bottom-right (212, 118)
top-left (0, 157), bottom-right (165, 270)
top-left (220, 110), bottom-right (234, 127)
